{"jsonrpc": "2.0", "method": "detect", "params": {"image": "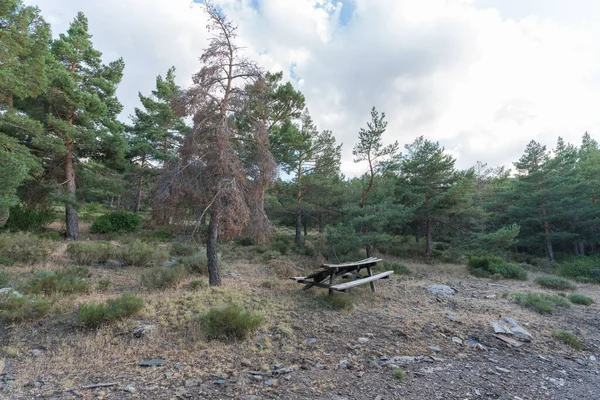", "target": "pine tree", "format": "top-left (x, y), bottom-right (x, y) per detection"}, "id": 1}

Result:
top-left (43, 12), bottom-right (124, 239)
top-left (129, 67), bottom-right (188, 213)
